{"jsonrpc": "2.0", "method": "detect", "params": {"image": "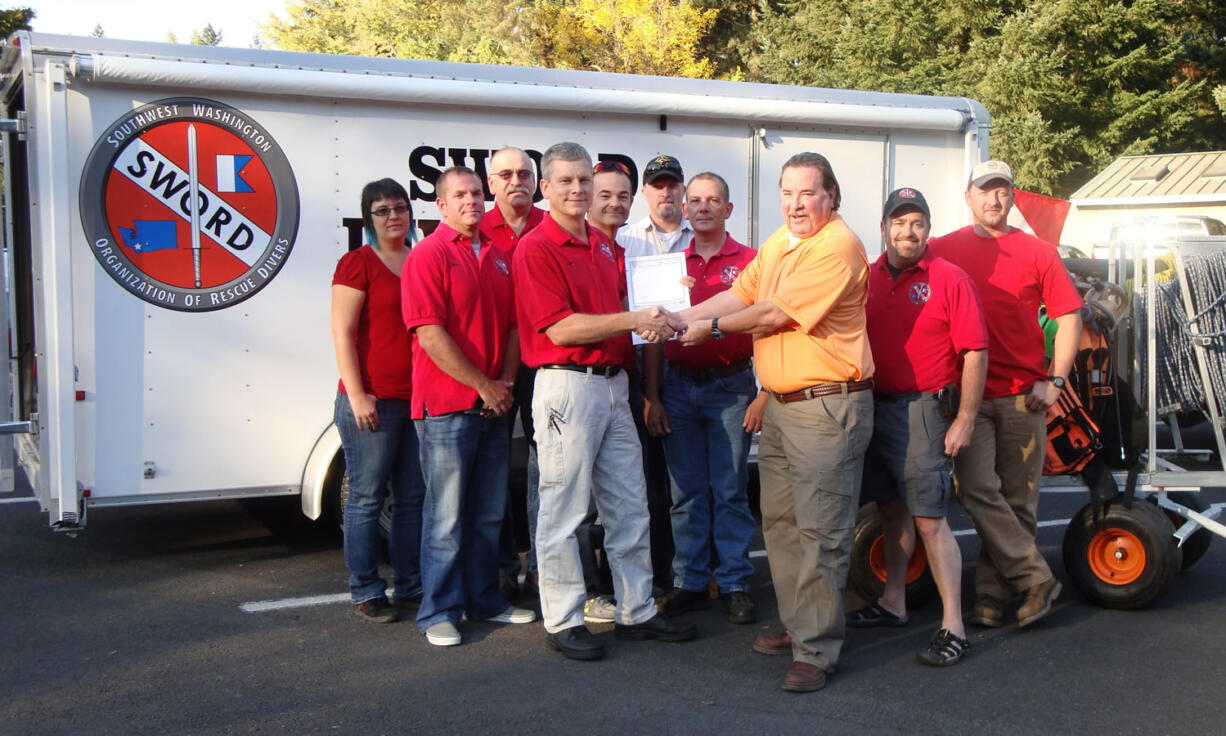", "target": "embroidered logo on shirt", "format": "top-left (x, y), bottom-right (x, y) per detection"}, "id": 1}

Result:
top-left (909, 282), bottom-right (931, 304)
top-left (493, 257), bottom-right (510, 277)
top-left (720, 265), bottom-right (741, 285)
top-left (599, 242), bottom-right (616, 262)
